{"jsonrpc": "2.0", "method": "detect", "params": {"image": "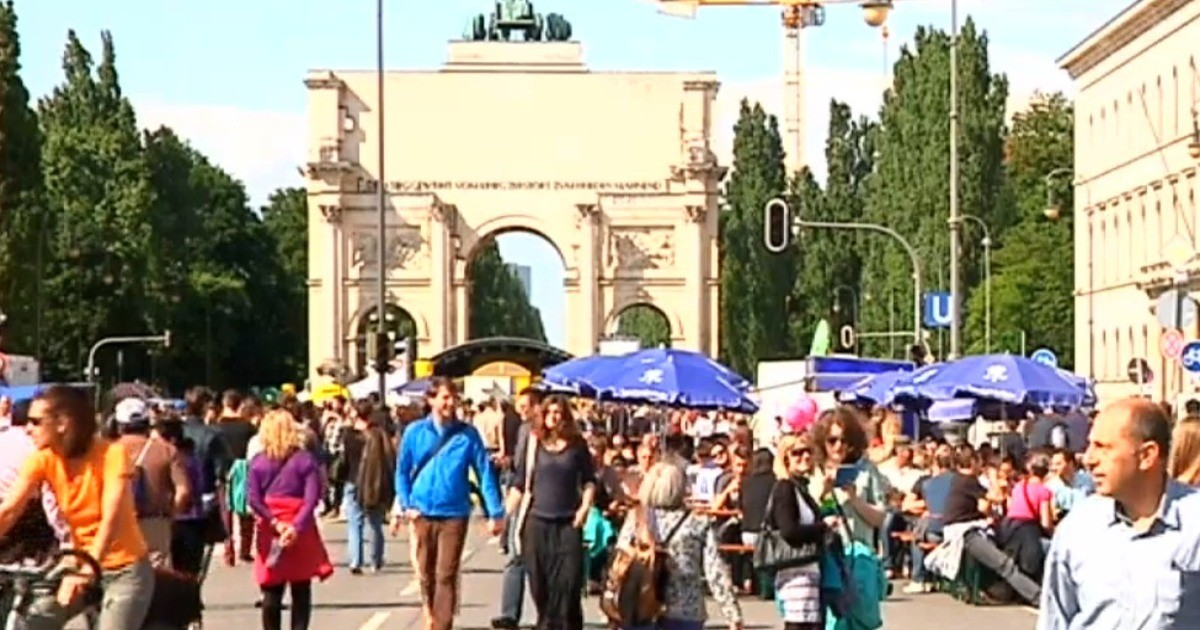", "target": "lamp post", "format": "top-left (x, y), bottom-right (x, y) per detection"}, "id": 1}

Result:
top-left (374, 0), bottom-right (389, 403)
top-left (1043, 167), bottom-right (1073, 220)
top-left (960, 214), bottom-right (992, 353)
top-left (947, 0), bottom-right (963, 359)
